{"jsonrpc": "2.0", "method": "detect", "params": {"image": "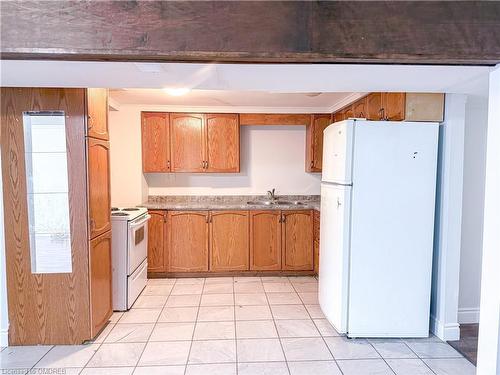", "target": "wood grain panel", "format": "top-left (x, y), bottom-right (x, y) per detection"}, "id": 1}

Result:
top-left (87, 138), bottom-right (111, 239)
top-left (209, 211), bottom-right (249, 271)
top-left (352, 97), bottom-right (367, 118)
top-left (306, 114), bottom-right (331, 172)
top-left (168, 211), bottom-right (209, 272)
top-left (89, 230), bottom-right (112, 337)
top-left (205, 114), bottom-right (240, 172)
top-left (313, 210), bottom-right (320, 274)
top-left (86, 88), bottom-right (108, 140)
top-left (1, 88), bottom-right (90, 344)
top-left (240, 113), bottom-right (311, 126)
top-left (141, 112), bottom-right (170, 172)
top-left (366, 93), bottom-right (383, 120)
top-left (282, 210), bottom-right (313, 271)
top-left (382, 92), bottom-right (406, 121)
top-left (250, 211), bottom-right (282, 271)
top-left (170, 113), bottom-right (205, 172)
top-left (2, 2), bottom-right (499, 64)
top-left (147, 210), bottom-right (167, 273)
